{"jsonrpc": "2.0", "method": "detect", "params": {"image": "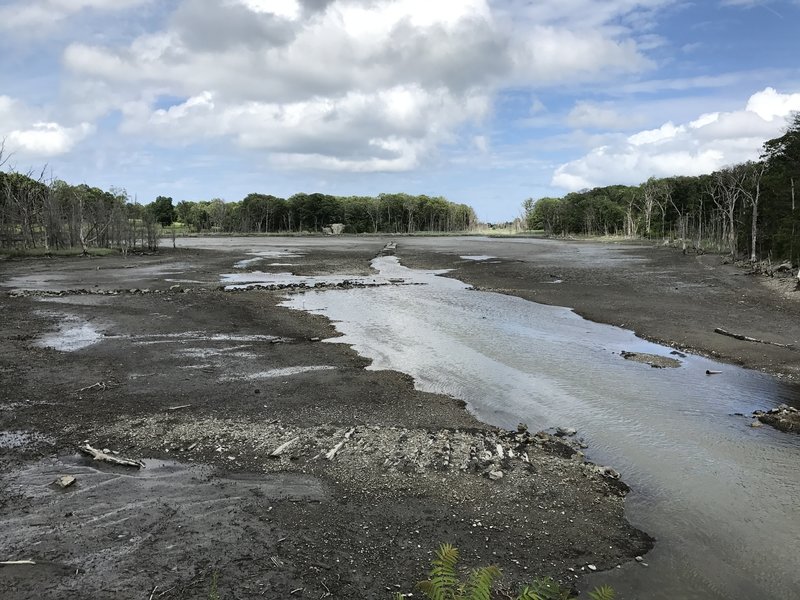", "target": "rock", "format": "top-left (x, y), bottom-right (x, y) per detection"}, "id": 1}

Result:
top-left (587, 564), bottom-right (597, 571)
top-left (635, 556), bottom-right (643, 562)
top-left (55, 475), bottom-right (76, 488)
top-left (487, 470), bottom-right (504, 481)
top-left (309, 337), bottom-right (321, 342)
top-left (556, 427), bottom-right (577, 437)
top-left (750, 421), bottom-right (763, 428)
